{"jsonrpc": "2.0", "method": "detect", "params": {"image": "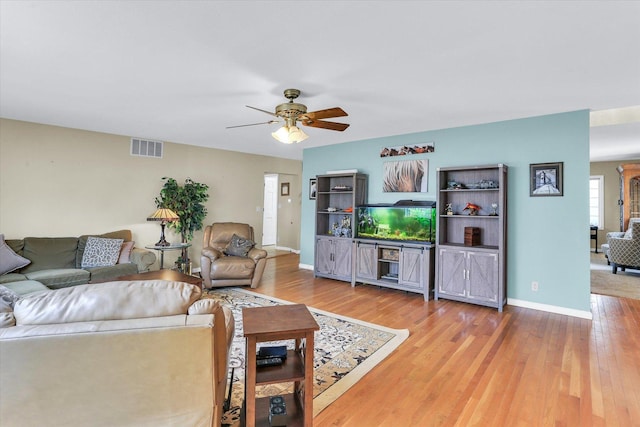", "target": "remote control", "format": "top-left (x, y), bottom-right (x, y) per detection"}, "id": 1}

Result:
top-left (257, 357), bottom-right (283, 367)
